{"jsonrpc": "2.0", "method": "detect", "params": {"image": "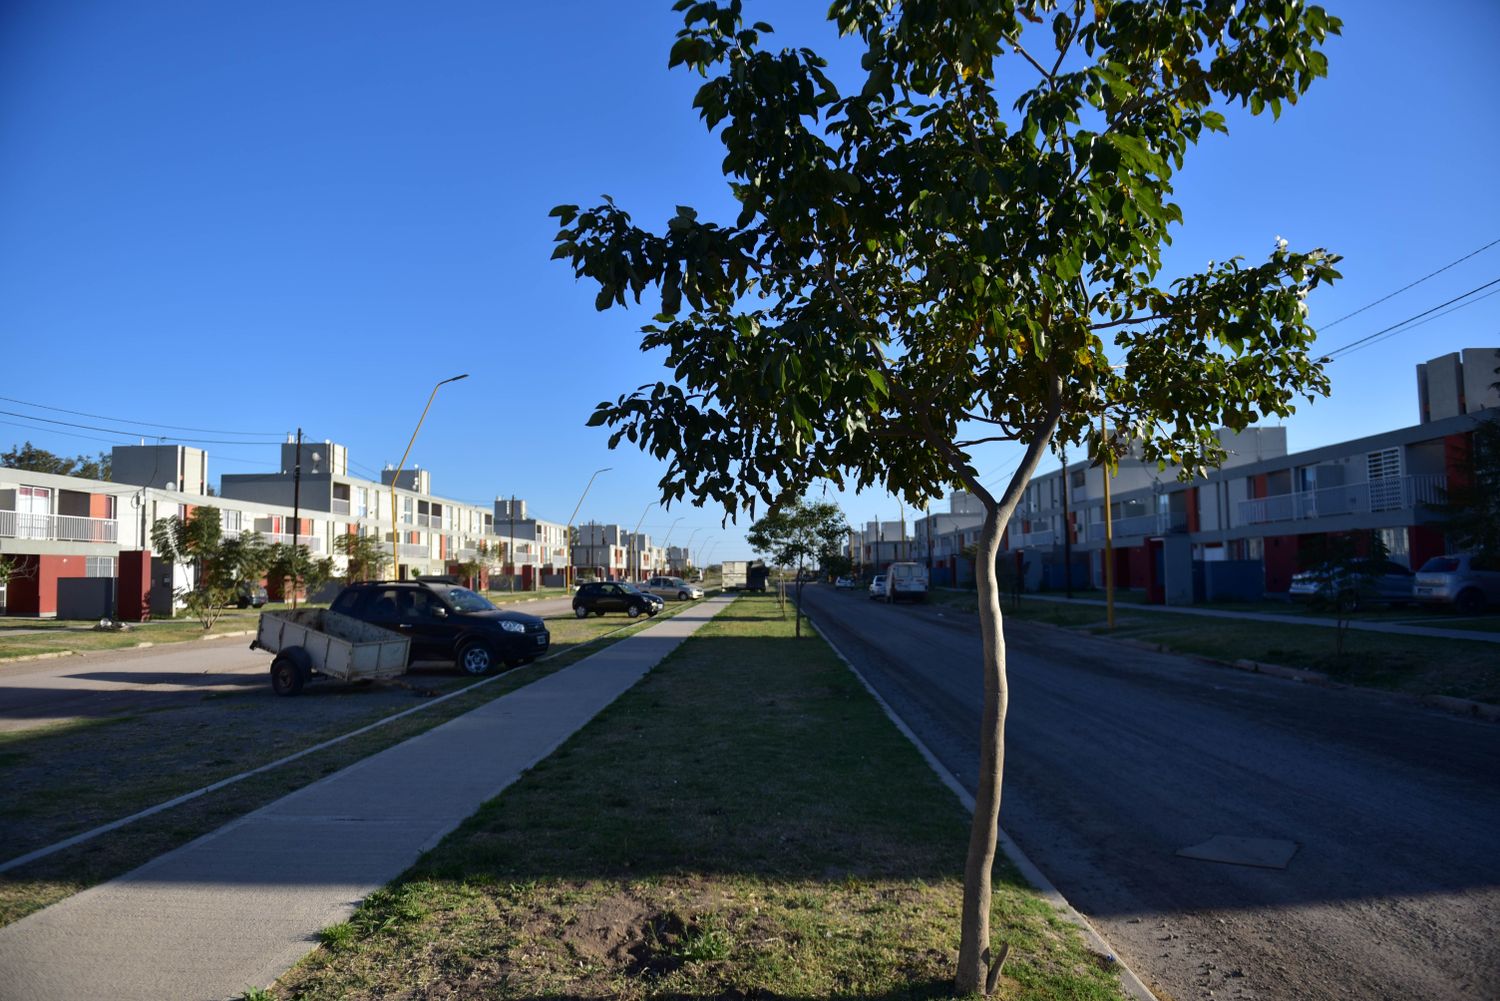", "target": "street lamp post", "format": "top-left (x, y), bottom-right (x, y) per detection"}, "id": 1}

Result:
top-left (564, 467), bottom-right (611, 589)
top-left (630, 502), bottom-right (655, 582)
top-left (682, 527), bottom-right (703, 574)
top-left (390, 375), bottom-right (467, 581)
